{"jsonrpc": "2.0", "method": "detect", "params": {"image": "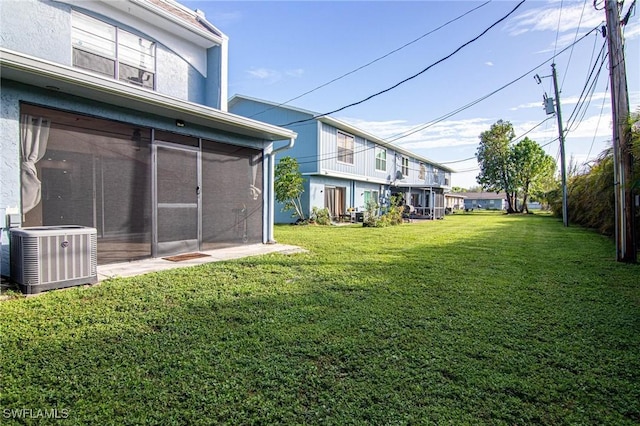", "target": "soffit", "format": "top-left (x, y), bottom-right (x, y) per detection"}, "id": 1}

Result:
top-left (1, 49), bottom-right (296, 142)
